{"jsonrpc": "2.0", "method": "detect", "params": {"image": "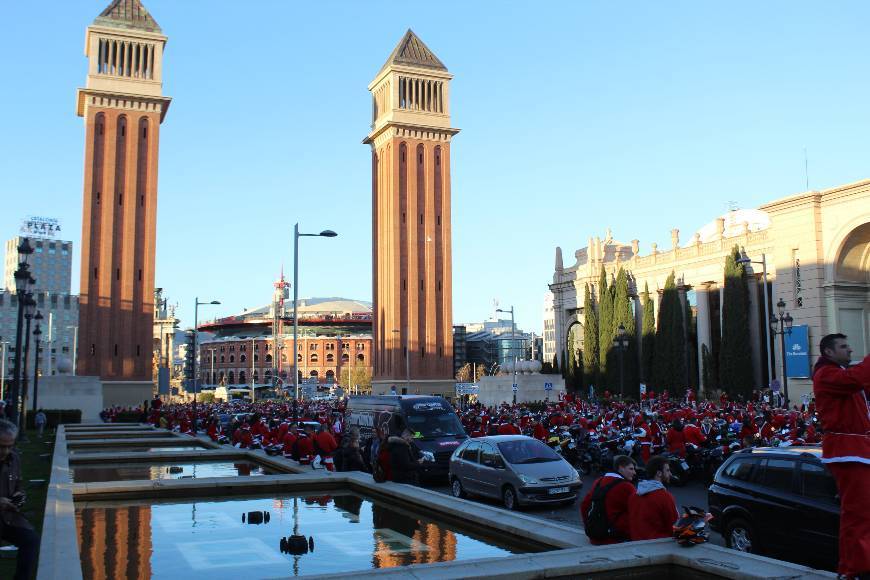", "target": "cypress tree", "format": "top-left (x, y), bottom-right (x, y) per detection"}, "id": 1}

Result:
top-left (582, 284), bottom-right (599, 389)
top-left (719, 245), bottom-right (754, 397)
top-left (641, 282), bottom-right (656, 385)
top-left (611, 268), bottom-right (638, 397)
top-left (652, 271), bottom-right (686, 391)
top-left (684, 293), bottom-right (698, 389)
top-left (597, 266), bottom-right (613, 389)
top-left (552, 353), bottom-right (560, 374)
top-left (566, 328), bottom-right (576, 391)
